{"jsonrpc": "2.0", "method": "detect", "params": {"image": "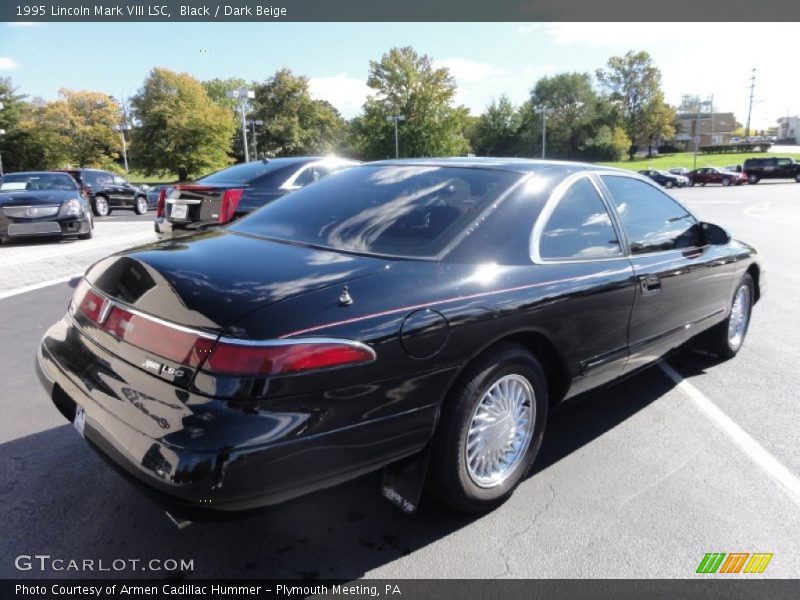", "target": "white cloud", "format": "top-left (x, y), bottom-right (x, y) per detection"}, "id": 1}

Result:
top-left (308, 73), bottom-right (369, 119)
top-left (7, 22), bottom-right (43, 27)
top-left (0, 57), bottom-right (20, 70)
top-left (434, 58), bottom-right (496, 83)
top-left (518, 24), bottom-right (542, 34)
